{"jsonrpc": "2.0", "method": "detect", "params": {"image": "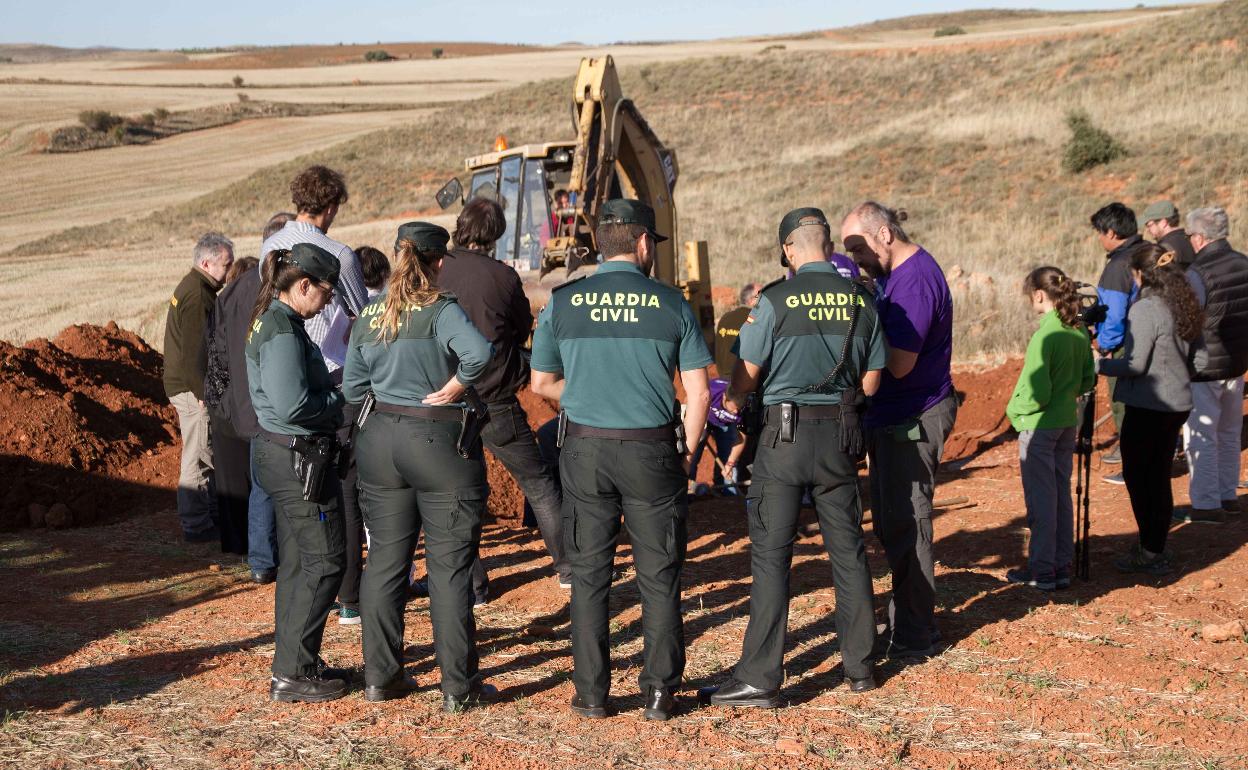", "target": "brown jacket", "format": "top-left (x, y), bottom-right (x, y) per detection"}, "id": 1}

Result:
top-left (163, 267), bottom-right (221, 399)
